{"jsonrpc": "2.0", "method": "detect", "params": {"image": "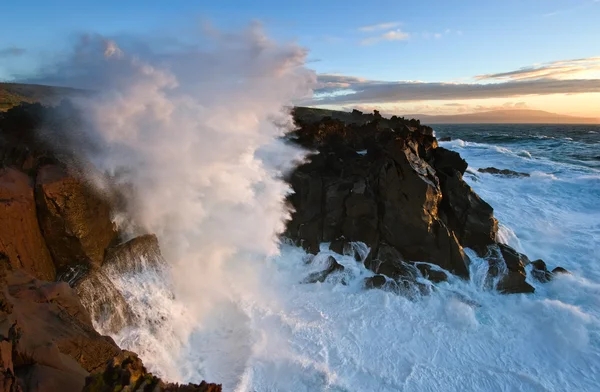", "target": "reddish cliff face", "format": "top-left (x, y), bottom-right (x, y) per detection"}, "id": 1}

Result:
top-left (0, 168), bottom-right (56, 281)
top-left (35, 164), bottom-right (118, 275)
top-left (0, 103), bottom-right (223, 391)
